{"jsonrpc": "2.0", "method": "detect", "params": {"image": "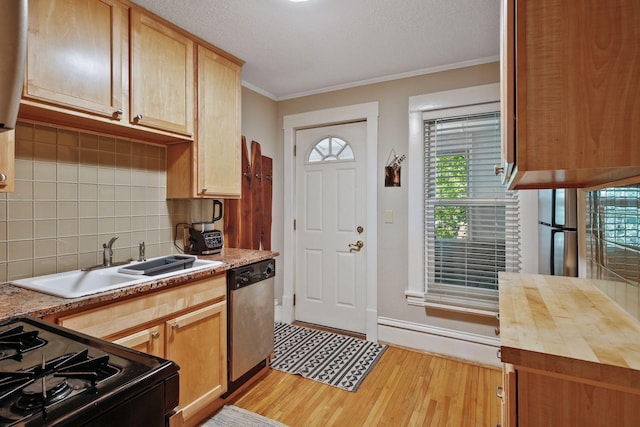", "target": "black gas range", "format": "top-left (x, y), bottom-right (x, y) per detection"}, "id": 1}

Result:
top-left (0, 317), bottom-right (179, 426)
